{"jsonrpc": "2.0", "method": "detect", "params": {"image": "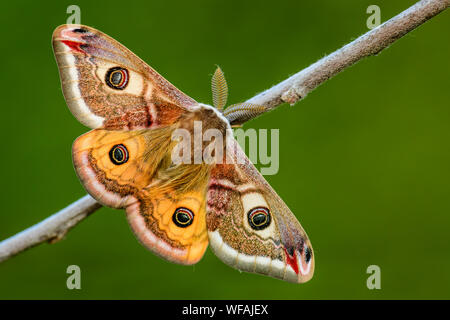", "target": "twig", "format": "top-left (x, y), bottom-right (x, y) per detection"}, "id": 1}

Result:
top-left (0, 0), bottom-right (448, 263)
top-left (225, 0), bottom-right (449, 124)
